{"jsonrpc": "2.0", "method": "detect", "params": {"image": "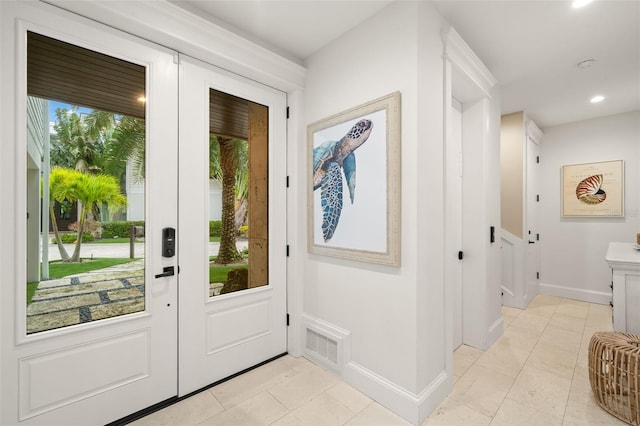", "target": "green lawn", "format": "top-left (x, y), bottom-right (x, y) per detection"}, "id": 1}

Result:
top-left (27, 282), bottom-right (38, 305)
top-left (46, 258), bottom-right (138, 279)
top-left (210, 264), bottom-right (248, 283)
